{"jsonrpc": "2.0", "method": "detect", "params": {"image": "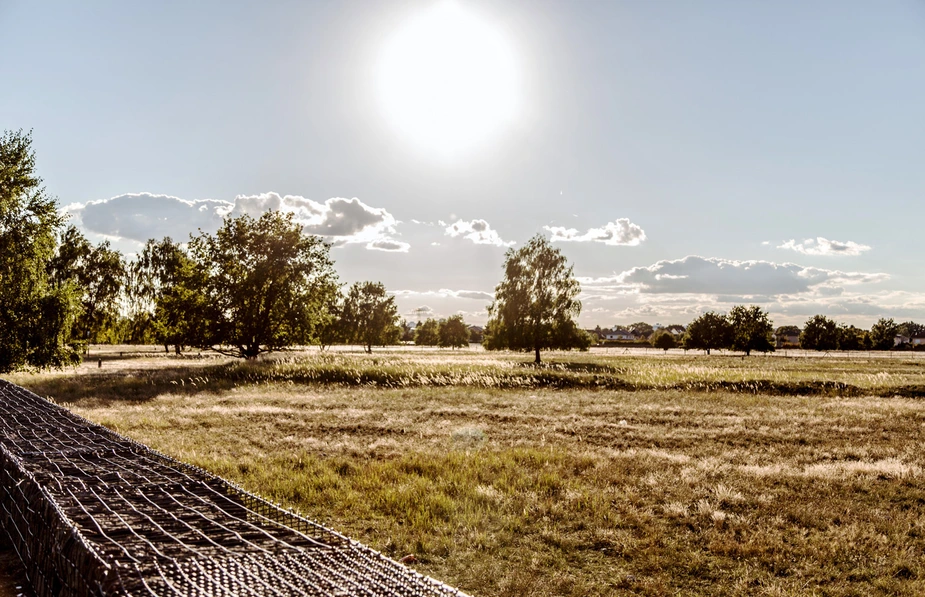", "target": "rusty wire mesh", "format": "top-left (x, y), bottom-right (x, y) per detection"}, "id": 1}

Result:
top-left (0, 379), bottom-right (469, 597)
